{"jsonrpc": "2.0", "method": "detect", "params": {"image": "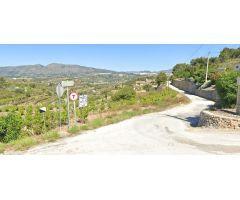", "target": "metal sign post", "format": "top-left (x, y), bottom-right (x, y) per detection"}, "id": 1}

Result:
top-left (70, 92), bottom-right (78, 126)
top-left (73, 101), bottom-right (77, 126)
top-left (67, 87), bottom-right (70, 128)
top-left (56, 83), bottom-right (65, 132)
top-left (61, 80), bottom-right (74, 129)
